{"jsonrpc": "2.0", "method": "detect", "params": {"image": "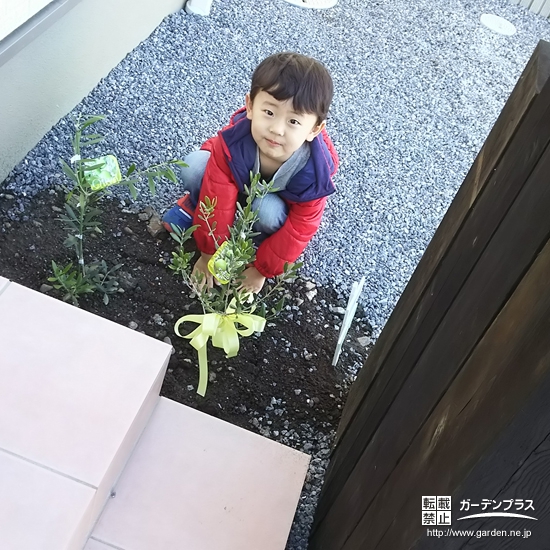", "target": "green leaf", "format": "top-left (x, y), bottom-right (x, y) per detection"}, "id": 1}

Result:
top-left (81, 161), bottom-right (106, 172)
top-left (60, 159), bottom-right (78, 183)
top-left (80, 115), bottom-right (105, 130)
top-left (126, 180), bottom-right (137, 200)
top-left (80, 136), bottom-right (104, 147)
top-left (169, 230), bottom-right (182, 245)
top-left (64, 235), bottom-right (79, 248)
top-left (183, 224), bottom-right (199, 239)
top-left (171, 160), bottom-right (188, 168)
top-left (147, 174), bottom-right (156, 195)
top-left (164, 167), bottom-right (178, 184)
top-left (126, 163), bottom-right (136, 177)
top-left (64, 203), bottom-right (78, 220)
